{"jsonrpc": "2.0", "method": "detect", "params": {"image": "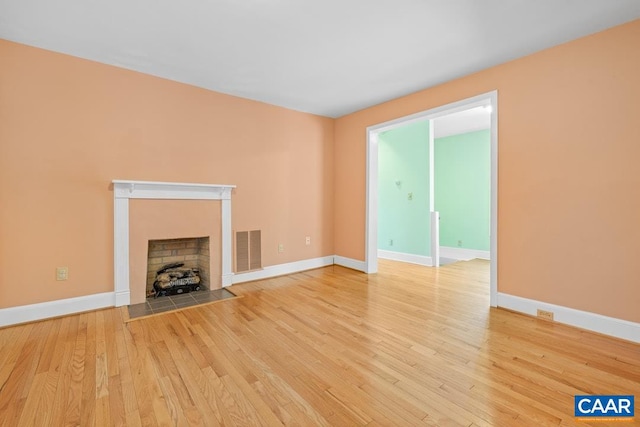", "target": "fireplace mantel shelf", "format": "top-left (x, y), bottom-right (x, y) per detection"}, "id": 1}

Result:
top-left (113, 180), bottom-right (236, 200)
top-left (112, 180), bottom-right (235, 307)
